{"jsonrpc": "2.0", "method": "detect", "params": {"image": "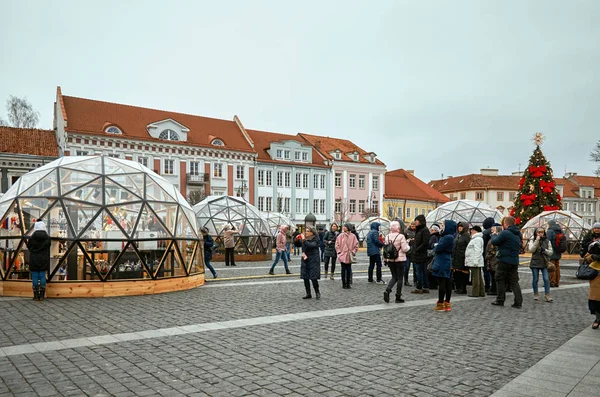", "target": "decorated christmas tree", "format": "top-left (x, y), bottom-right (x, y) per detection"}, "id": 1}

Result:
top-left (511, 133), bottom-right (562, 225)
